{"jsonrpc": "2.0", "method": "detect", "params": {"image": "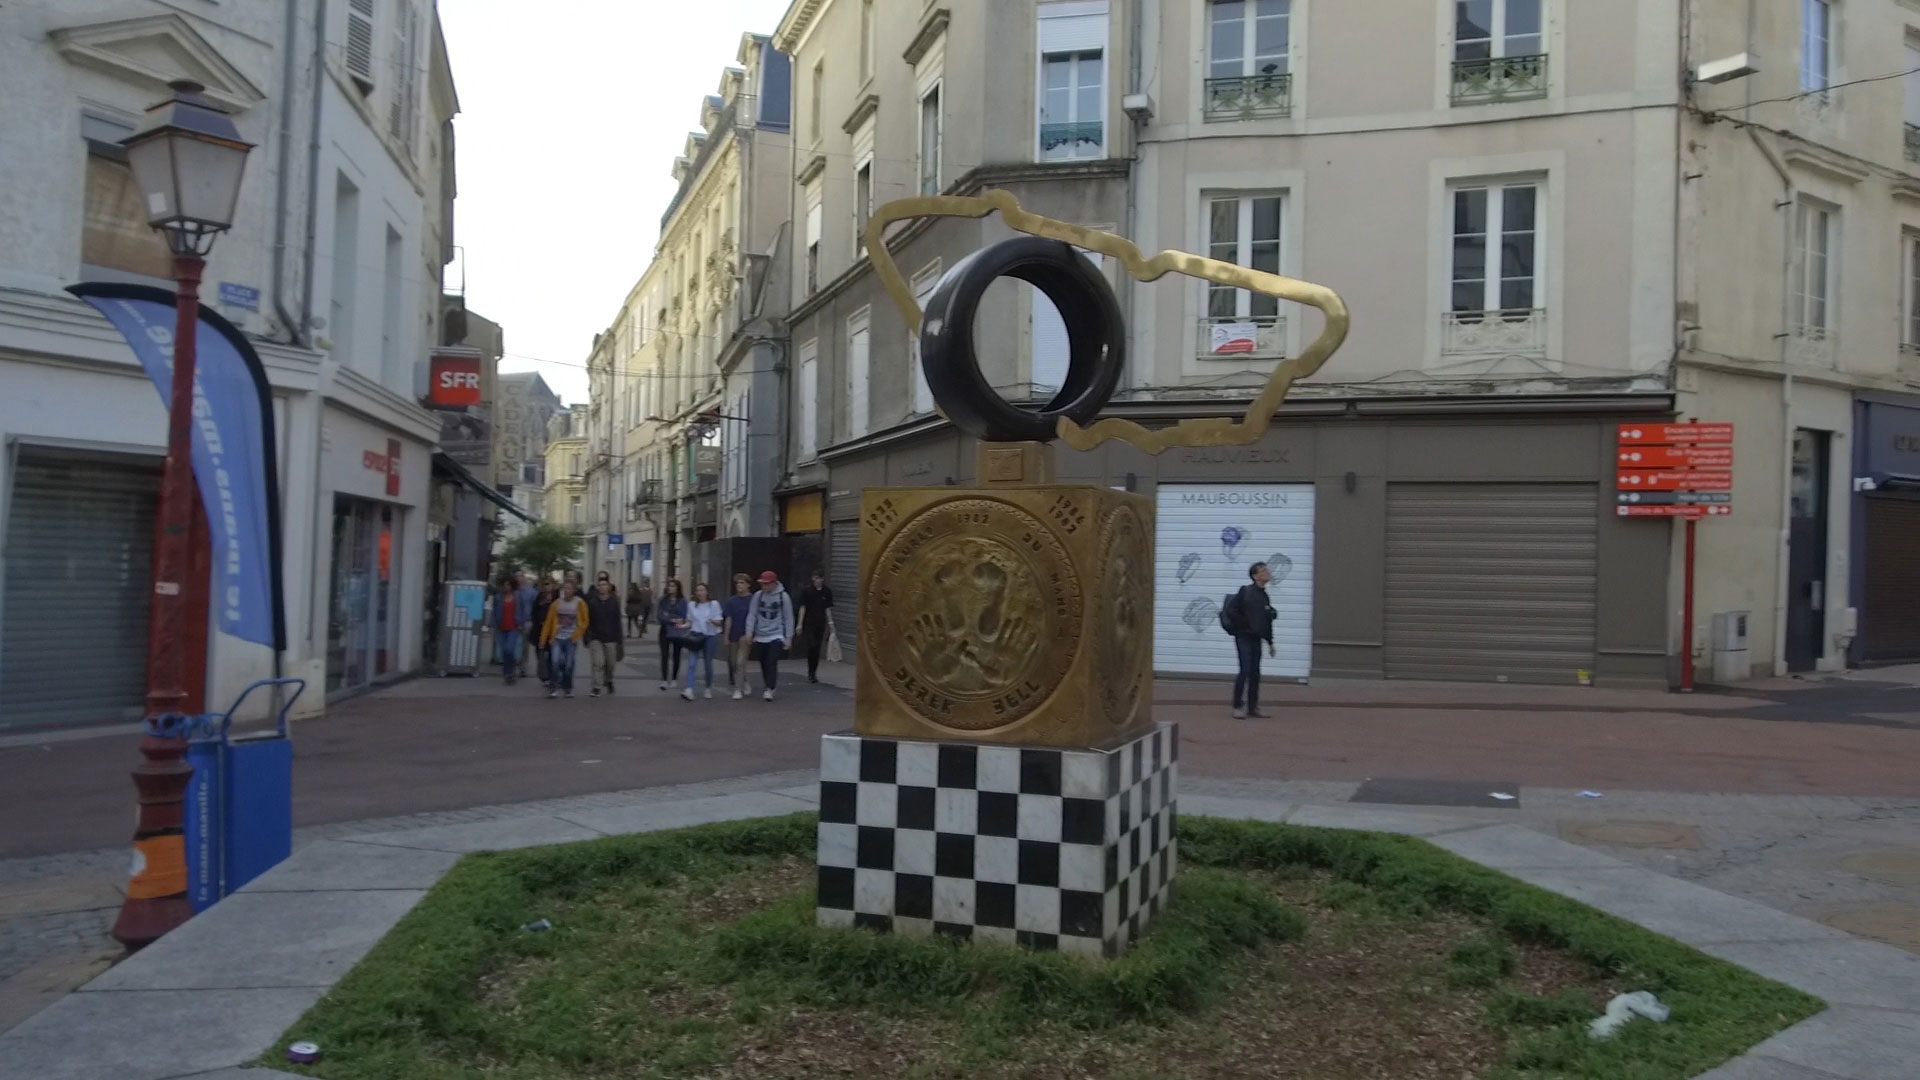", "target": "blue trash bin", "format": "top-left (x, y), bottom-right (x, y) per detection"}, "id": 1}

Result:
top-left (182, 679), bottom-right (303, 913)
